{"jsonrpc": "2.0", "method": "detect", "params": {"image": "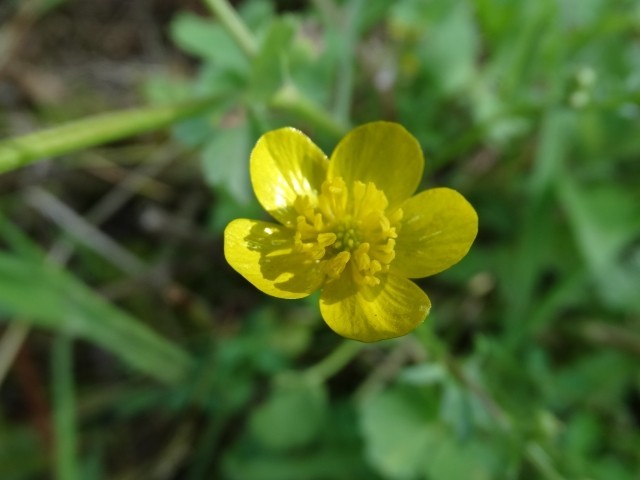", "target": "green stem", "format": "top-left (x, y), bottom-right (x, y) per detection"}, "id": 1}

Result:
top-left (580, 321), bottom-right (640, 358)
top-left (304, 340), bottom-right (364, 383)
top-left (0, 95), bottom-right (222, 174)
top-left (525, 442), bottom-right (565, 480)
top-left (419, 326), bottom-right (511, 429)
top-left (53, 334), bottom-right (77, 480)
top-left (0, 322), bottom-right (29, 388)
top-left (203, 0), bottom-right (257, 58)
top-left (333, 0), bottom-right (363, 123)
top-left (271, 84), bottom-right (349, 140)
